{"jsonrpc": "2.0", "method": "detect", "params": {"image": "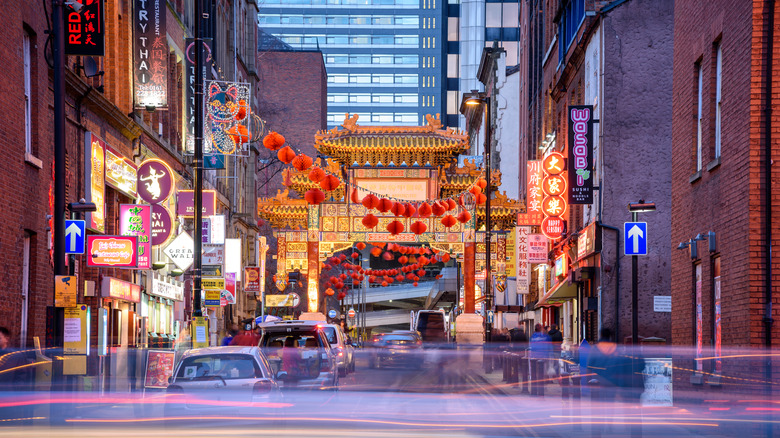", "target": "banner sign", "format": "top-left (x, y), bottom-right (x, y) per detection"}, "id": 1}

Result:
top-left (202, 244), bottom-right (224, 265)
top-left (105, 147), bottom-right (138, 197)
top-left (568, 105), bottom-right (594, 204)
top-left (101, 276), bottom-right (141, 302)
top-left (133, 0), bottom-right (168, 109)
top-left (515, 227), bottom-right (530, 294)
top-left (185, 38), bottom-right (213, 154)
top-left (177, 190), bottom-right (217, 217)
top-left (144, 350), bottom-right (175, 389)
top-left (65, 0), bottom-right (104, 56)
top-left (87, 236), bottom-right (138, 268)
top-left (120, 204), bottom-right (151, 269)
top-left (84, 132), bottom-right (105, 232)
top-left (244, 267), bottom-right (261, 293)
top-left (265, 293), bottom-right (301, 307)
top-left (224, 273), bottom-right (237, 305)
top-left (528, 234), bottom-right (548, 264)
top-left (517, 161), bottom-right (544, 226)
top-left (151, 277), bottom-right (183, 301)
